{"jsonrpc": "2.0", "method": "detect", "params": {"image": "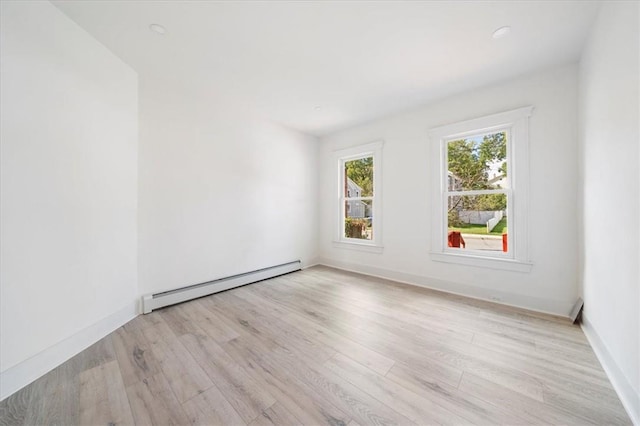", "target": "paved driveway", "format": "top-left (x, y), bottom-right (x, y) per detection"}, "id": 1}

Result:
top-left (461, 234), bottom-right (503, 252)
